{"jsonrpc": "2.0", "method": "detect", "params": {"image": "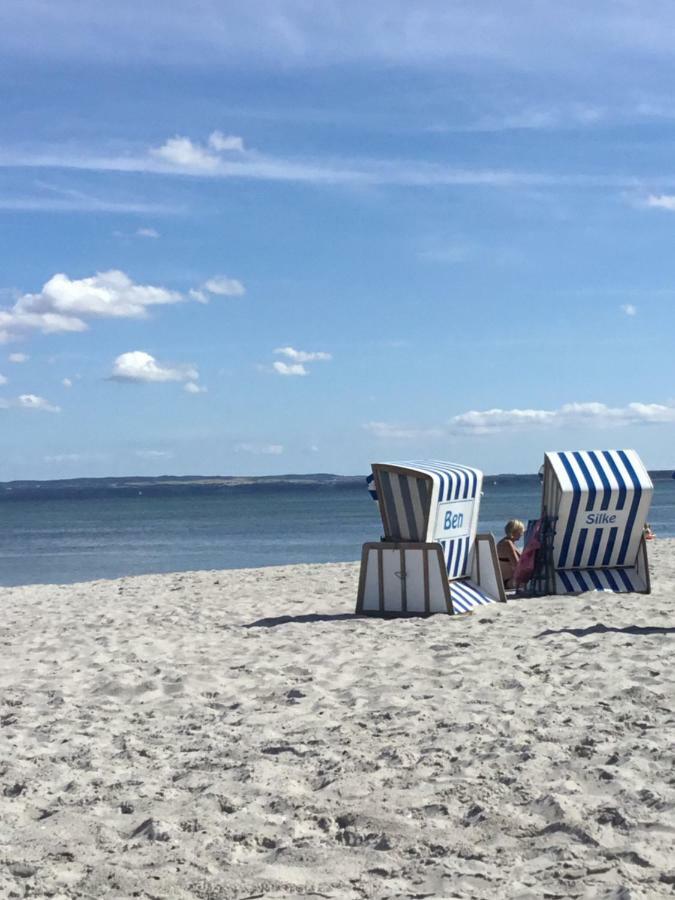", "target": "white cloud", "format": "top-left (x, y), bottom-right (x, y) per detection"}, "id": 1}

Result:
top-left (274, 346), bottom-right (332, 363)
top-left (0, 393), bottom-right (61, 412)
top-left (19, 393), bottom-right (59, 412)
top-left (208, 131), bottom-right (245, 153)
top-left (136, 227), bottom-right (159, 238)
top-left (62, 377), bottom-right (73, 387)
top-left (150, 135), bottom-right (221, 172)
top-left (44, 453), bottom-right (85, 463)
top-left (184, 381), bottom-right (207, 394)
top-left (0, 373), bottom-right (6, 385)
top-left (150, 132), bottom-right (245, 173)
top-left (621, 303), bottom-right (637, 316)
top-left (449, 401), bottom-right (675, 434)
top-left (363, 421), bottom-right (444, 440)
top-left (235, 442), bottom-right (284, 455)
top-left (9, 353), bottom-right (29, 363)
top-left (0, 270), bottom-right (232, 344)
top-left (273, 361), bottom-right (308, 376)
top-left (135, 449), bottom-right (173, 459)
top-left (203, 276), bottom-right (245, 296)
top-left (645, 194), bottom-right (675, 210)
top-left (364, 400), bottom-right (675, 439)
top-left (111, 351), bottom-right (198, 384)
top-left (1, 270), bottom-right (184, 343)
top-left (5, 134), bottom-right (663, 191)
